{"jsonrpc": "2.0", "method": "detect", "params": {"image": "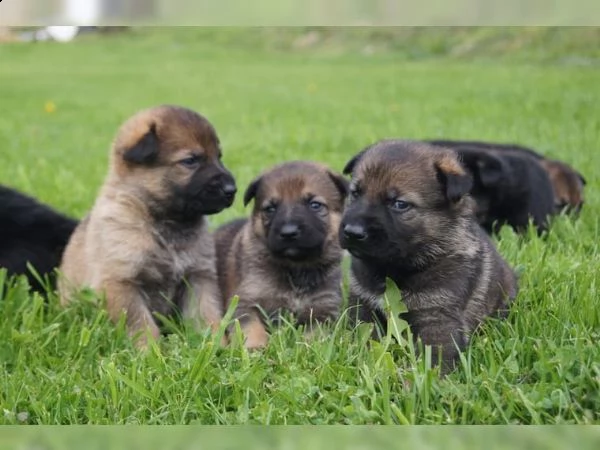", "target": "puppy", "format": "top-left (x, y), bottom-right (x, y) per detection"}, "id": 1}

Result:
top-left (340, 140), bottom-right (518, 373)
top-left (539, 159), bottom-right (586, 216)
top-left (0, 185), bottom-right (78, 293)
top-left (58, 105), bottom-right (237, 347)
top-left (428, 139), bottom-right (586, 219)
top-left (215, 161), bottom-right (348, 349)
top-left (455, 147), bottom-right (555, 234)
